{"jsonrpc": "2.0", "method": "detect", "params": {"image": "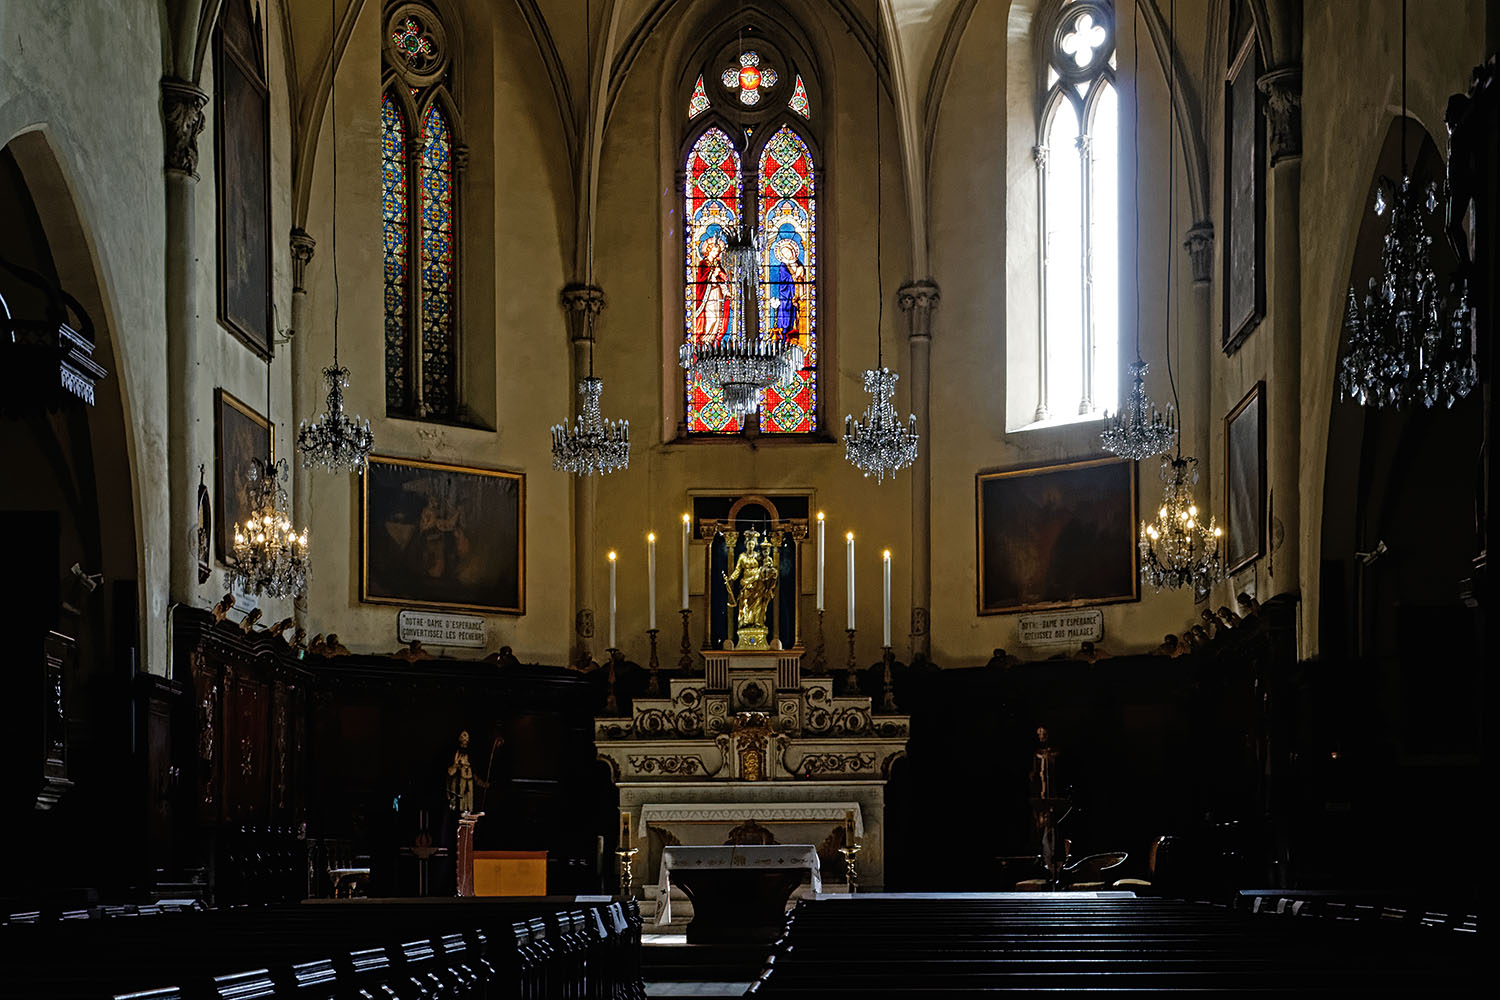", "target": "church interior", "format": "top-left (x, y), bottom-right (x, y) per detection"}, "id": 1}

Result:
top-left (0, 0), bottom-right (1490, 995)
